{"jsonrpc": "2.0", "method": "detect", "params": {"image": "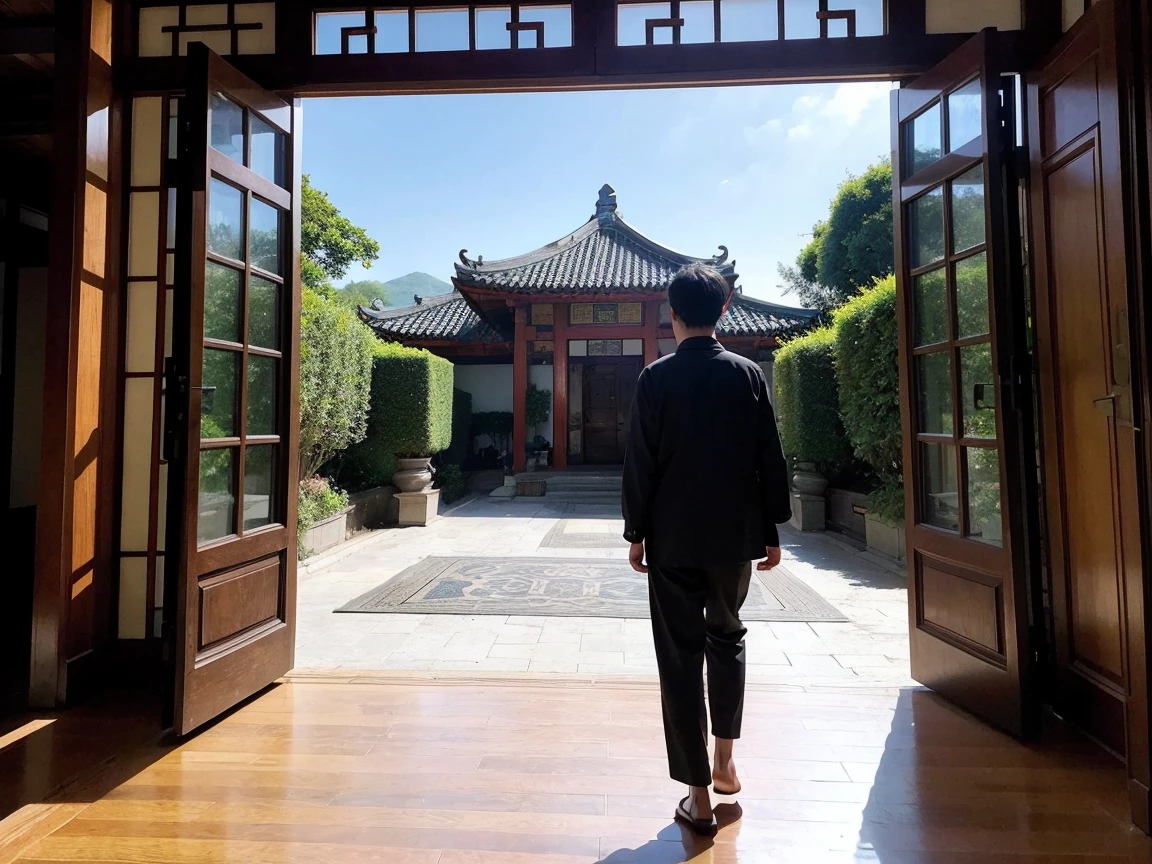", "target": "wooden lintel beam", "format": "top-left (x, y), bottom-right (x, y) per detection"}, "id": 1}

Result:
top-left (0, 20), bottom-right (55, 56)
